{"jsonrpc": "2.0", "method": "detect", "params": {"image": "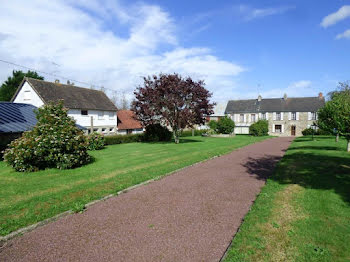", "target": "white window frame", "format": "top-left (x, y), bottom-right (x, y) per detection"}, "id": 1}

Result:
top-left (108, 111), bottom-right (115, 120)
top-left (276, 112), bottom-right (281, 121)
top-left (98, 111), bottom-right (104, 120)
top-left (251, 114), bottom-right (256, 122)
